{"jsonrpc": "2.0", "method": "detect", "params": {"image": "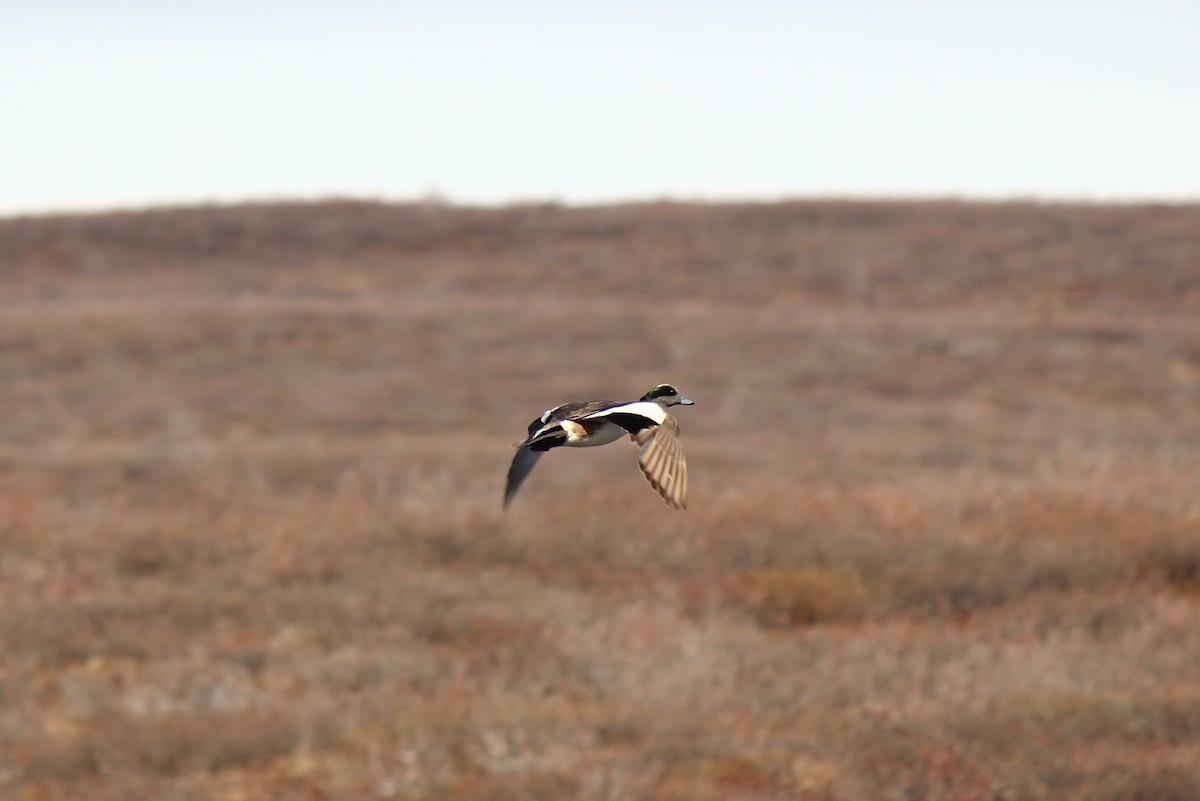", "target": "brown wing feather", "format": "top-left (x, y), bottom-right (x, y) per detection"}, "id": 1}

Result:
top-left (633, 415), bottom-right (688, 510)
